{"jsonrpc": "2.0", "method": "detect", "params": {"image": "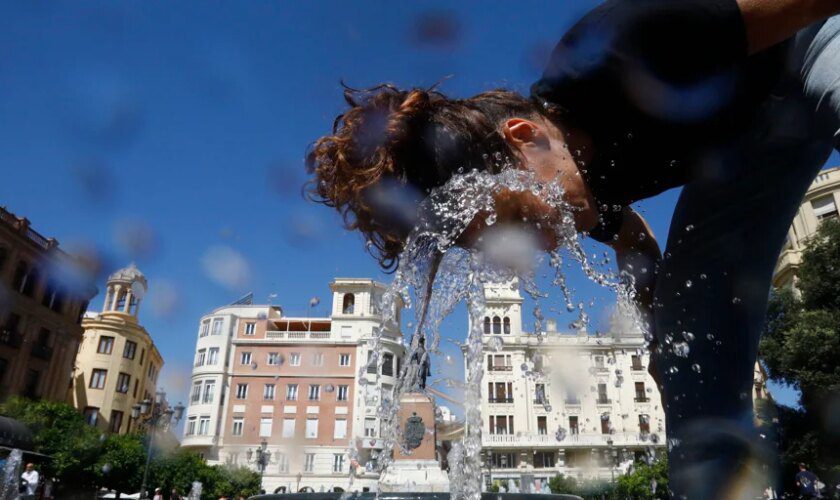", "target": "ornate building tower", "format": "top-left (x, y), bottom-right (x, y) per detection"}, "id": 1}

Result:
top-left (70, 264), bottom-right (164, 434)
